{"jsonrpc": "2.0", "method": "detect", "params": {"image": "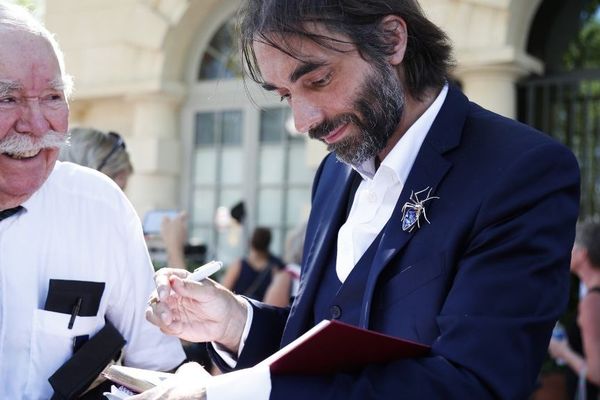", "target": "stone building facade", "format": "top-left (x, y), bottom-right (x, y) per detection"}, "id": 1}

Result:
top-left (42, 0), bottom-right (560, 260)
